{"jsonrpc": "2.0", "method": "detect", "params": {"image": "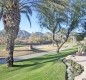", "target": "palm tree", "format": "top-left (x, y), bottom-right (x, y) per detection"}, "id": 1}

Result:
top-left (0, 0), bottom-right (32, 67)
